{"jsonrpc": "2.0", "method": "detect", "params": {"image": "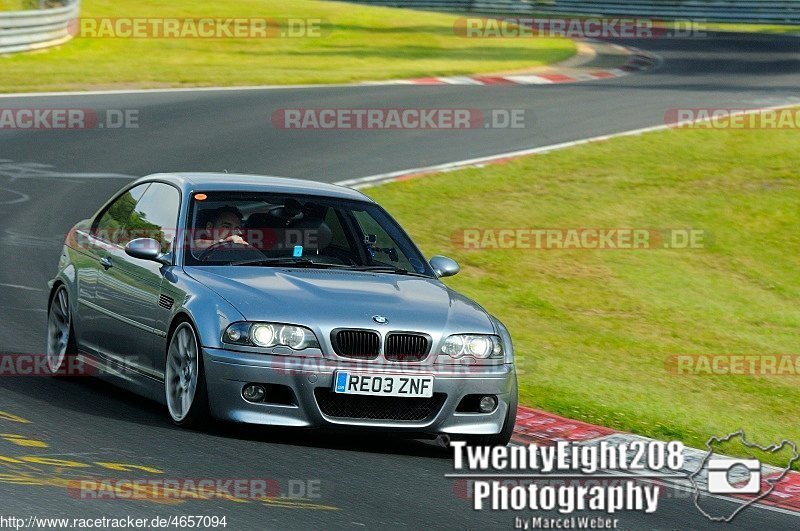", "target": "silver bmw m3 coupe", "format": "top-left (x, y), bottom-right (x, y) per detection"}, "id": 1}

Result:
top-left (48, 173), bottom-right (517, 446)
